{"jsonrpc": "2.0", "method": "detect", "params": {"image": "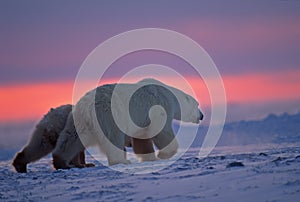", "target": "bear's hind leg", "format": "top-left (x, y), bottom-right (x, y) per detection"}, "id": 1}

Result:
top-left (79, 150), bottom-right (95, 167)
top-left (52, 130), bottom-right (85, 169)
top-left (52, 112), bottom-right (87, 169)
top-left (69, 150), bottom-right (95, 168)
top-left (13, 127), bottom-right (55, 173)
top-left (13, 151), bottom-right (28, 173)
top-left (69, 152), bottom-right (83, 168)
